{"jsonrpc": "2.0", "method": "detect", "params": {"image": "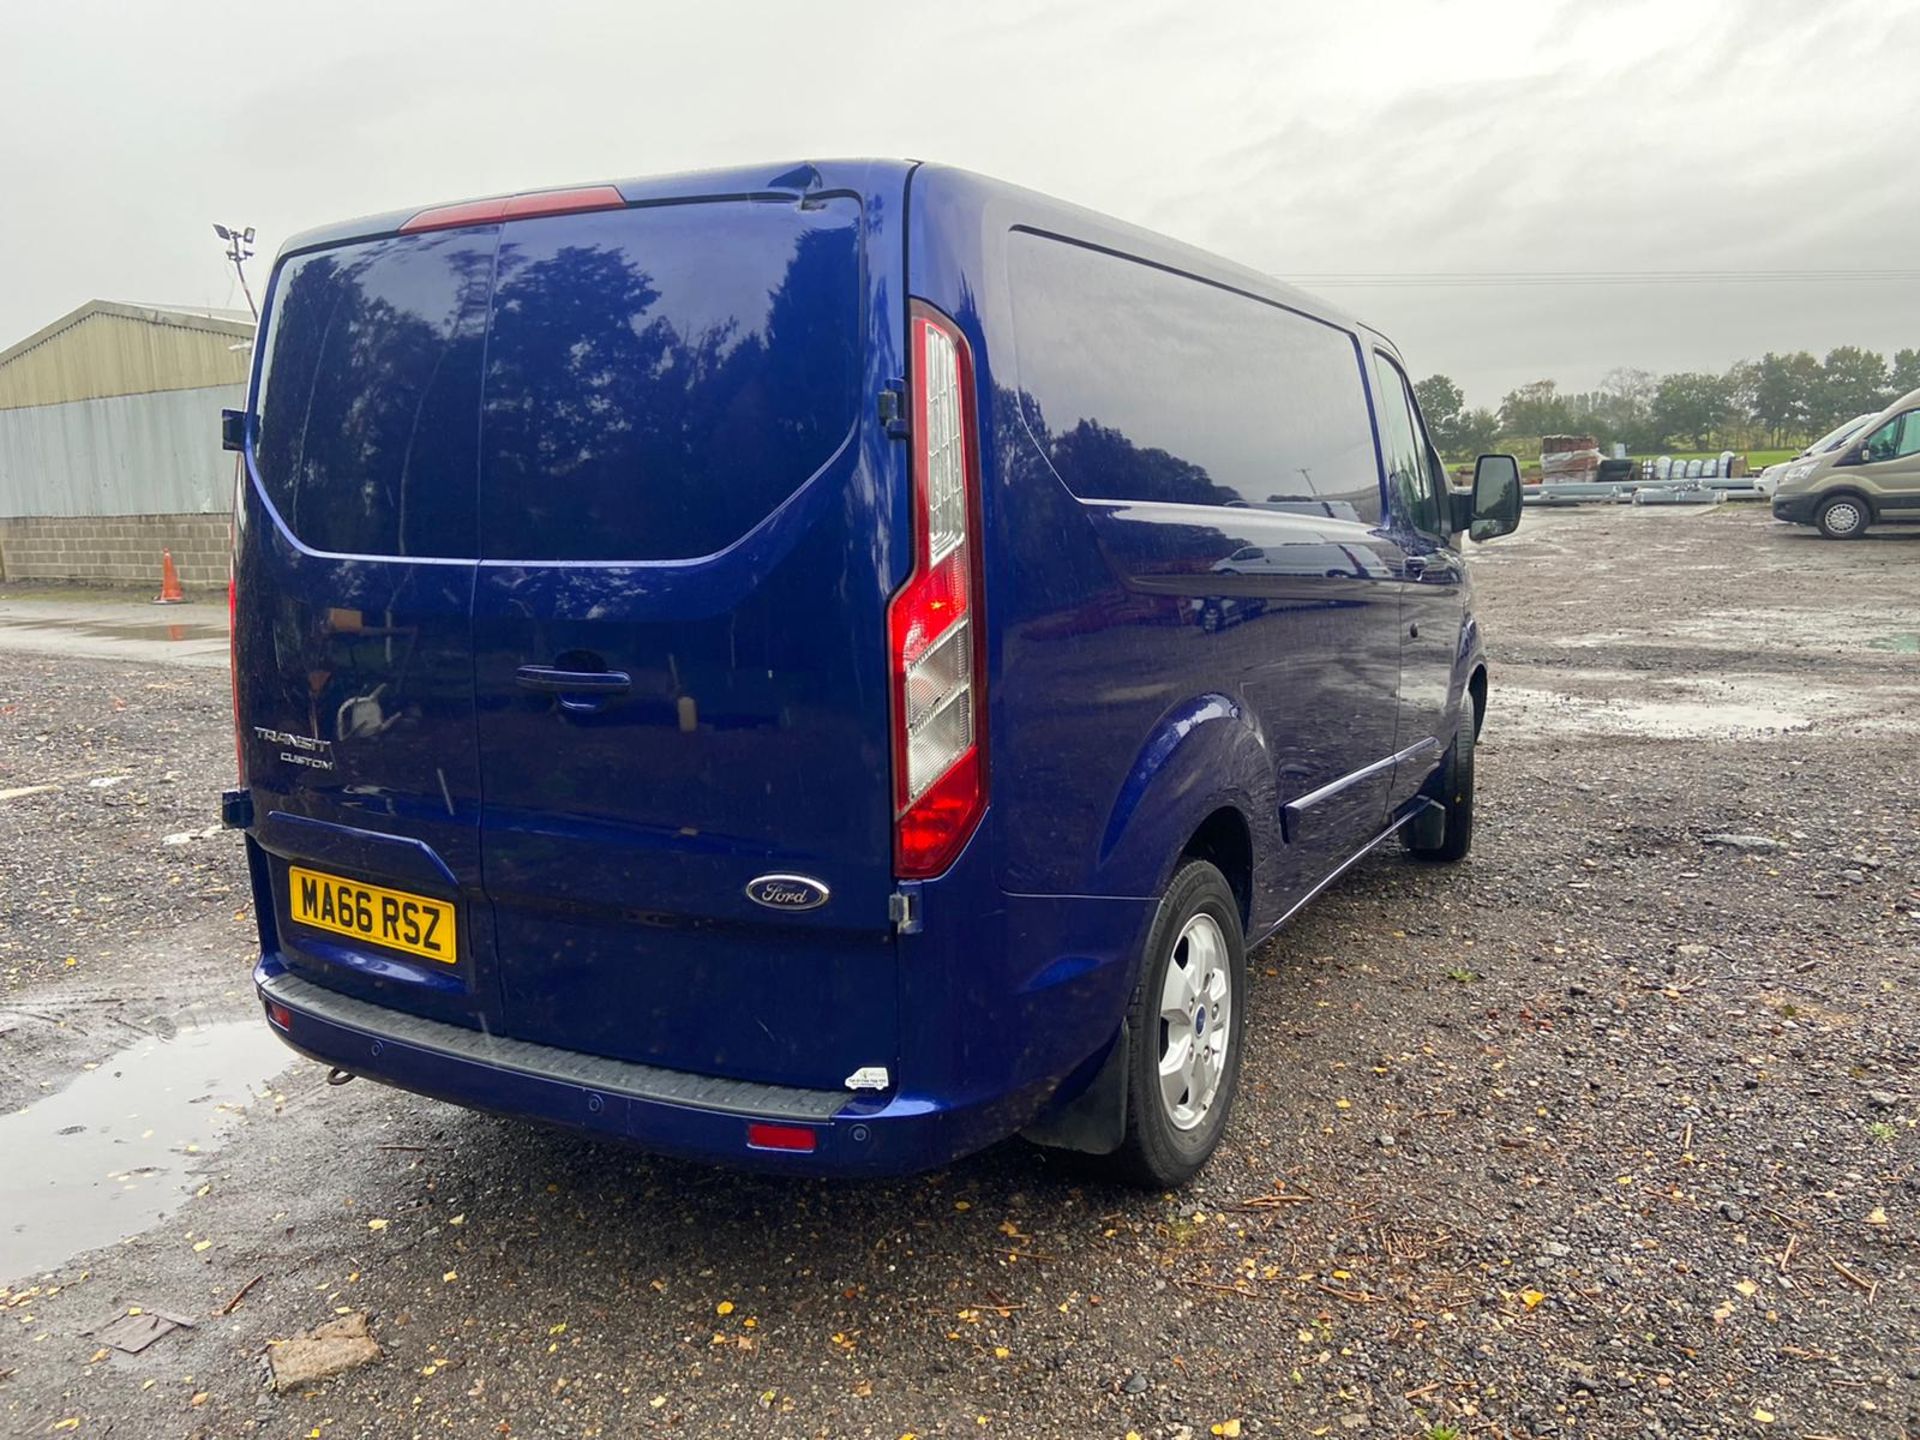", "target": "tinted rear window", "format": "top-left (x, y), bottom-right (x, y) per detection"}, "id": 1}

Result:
top-left (1009, 233), bottom-right (1381, 522)
top-left (480, 198), bottom-right (863, 561)
top-left (253, 230), bottom-right (492, 558)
